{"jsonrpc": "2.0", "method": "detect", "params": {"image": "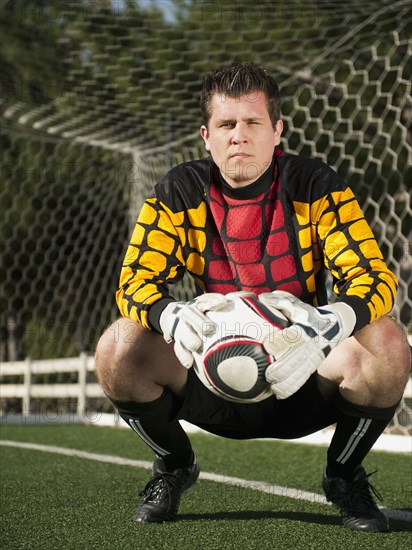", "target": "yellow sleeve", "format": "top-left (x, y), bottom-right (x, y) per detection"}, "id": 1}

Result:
top-left (312, 187), bottom-right (397, 324)
top-left (116, 198), bottom-right (185, 328)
